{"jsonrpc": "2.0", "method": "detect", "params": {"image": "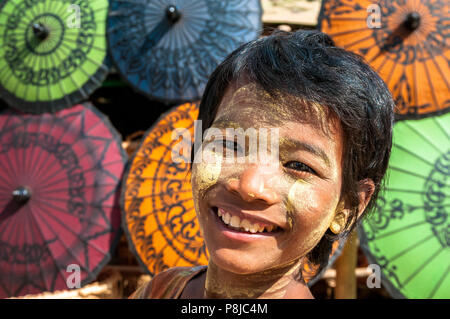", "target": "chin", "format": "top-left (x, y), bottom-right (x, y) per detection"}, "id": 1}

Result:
top-left (208, 248), bottom-right (278, 275)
